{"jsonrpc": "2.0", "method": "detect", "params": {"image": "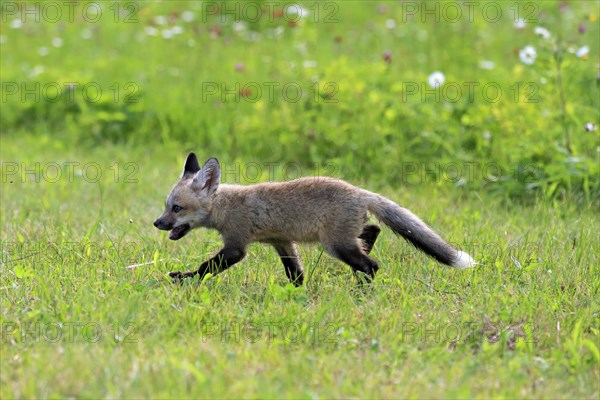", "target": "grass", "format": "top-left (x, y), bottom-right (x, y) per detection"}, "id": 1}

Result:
top-left (1, 1), bottom-right (598, 199)
top-left (1, 1), bottom-right (599, 398)
top-left (1, 136), bottom-right (599, 398)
